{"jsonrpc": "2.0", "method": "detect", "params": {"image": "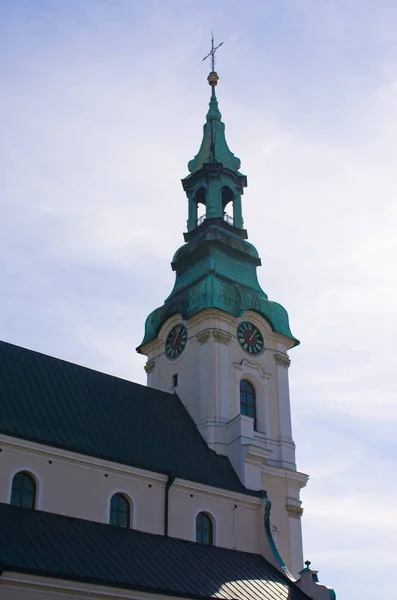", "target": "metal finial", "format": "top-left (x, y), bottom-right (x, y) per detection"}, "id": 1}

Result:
top-left (202, 33), bottom-right (223, 73)
top-left (305, 560), bottom-right (311, 569)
